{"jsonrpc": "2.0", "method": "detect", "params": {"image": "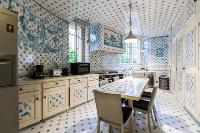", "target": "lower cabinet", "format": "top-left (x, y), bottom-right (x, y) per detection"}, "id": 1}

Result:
top-left (19, 90), bottom-right (41, 129)
top-left (88, 80), bottom-right (99, 100)
top-left (43, 86), bottom-right (69, 119)
top-left (70, 82), bottom-right (87, 107)
top-left (18, 74), bottom-right (99, 128)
